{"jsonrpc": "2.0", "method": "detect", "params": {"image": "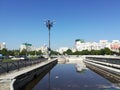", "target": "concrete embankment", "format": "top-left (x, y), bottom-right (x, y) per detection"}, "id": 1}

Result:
top-left (85, 62), bottom-right (120, 87)
top-left (85, 62), bottom-right (120, 81)
top-left (0, 58), bottom-right (57, 90)
top-left (84, 56), bottom-right (120, 85)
